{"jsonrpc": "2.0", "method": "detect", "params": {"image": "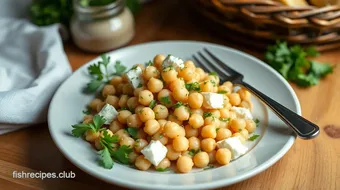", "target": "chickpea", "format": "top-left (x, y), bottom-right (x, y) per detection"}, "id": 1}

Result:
top-left (204, 116), bottom-right (220, 127)
top-left (117, 110), bottom-right (132, 124)
top-left (147, 77), bottom-right (163, 93)
top-left (239, 100), bottom-right (253, 111)
top-left (126, 114), bottom-right (143, 128)
top-left (206, 75), bottom-right (219, 85)
top-left (153, 105), bottom-right (169, 120)
top-left (177, 156), bottom-right (194, 173)
top-left (188, 136), bottom-right (201, 150)
top-left (109, 120), bottom-right (124, 133)
top-left (174, 106), bottom-right (190, 121)
top-left (195, 68), bottom-right (206, 81)
top-left (120, 136), bottom-right (135, 147)
top-left (216, 128), bottom-right (232, 141)
top-left (184, 60), bottom-right (196, 70)
top-left (193, 152), bottom-right (209, 168)
top-left (200, 80), bottom-right (215, 92)
top-left (152, 131), bottom-right (169, 145)
top-left (115, 83), bottom-right (124, 96)
top-left (105, 95), bottom-right (119, 108)
top-left (110, 76), bottom-right (123, 86)
top-left (218, 85), bottom-right (231, 94)
top-left (134, 139), bottom-right (148, 153)
top-left (223, 81), bottom-right (233, 90)
top-left (138, 107), bottom-right (155, 122)
top-left (219, 108), bottom-right (230, 118)
top-left (245, 119), bottom-right (256, 133)
top-left (85, 130), bottom-right (100, 142)
top-left (157, 89), bottom-right (174, 108)
top-left (216, 148), bottom-right (232, 165)
top-left (232, 133), bottom-right (246, 143)
top-left (118, 95), bottom-right (129, 108)
top-left (135, 105), bottom-right (145, 115)
top-left (156, 158), bottom-right (171, 170)
top-left (83, 115), bottom-right (93, 124)
top-left (158, 119), bottom-right (167, 129)
top-left (238, 88), bottom-right (251, 101)
top-left (210, 110), bottom-right (220, 118)
top-left (144, 119), bottom-right (161, 136)
top-left (188, 92), bottom-right (203, 109)
top-left (228, 93), bottom-right (241, 106)
top-left (100, 129), bottom-right (114, 138)
top-left (169, 78), bottom-right (185, 91)
top-left (166, 144), bottom-right (181, 160)
top-left (182, 151), bottom-right (193, 158)
top-left (94, 138), bottom-right (103, 150)
top-left (191, 108), bottom-right (204, 116)
top-left (201, 125), bottom-right (217, 138)
top-left (230, 119), bottom-right (246, 133)
top-left (127, 97), bottom-right (139, 111)
top-left (239, 129), bottom-right (249, 139)
top-left (128, 151), bottom-right (139, 164)
top-left (208, 150), bottom-right (216, 164)
top-left (161, 67), bottom-right (178, 83)
top-left (115, 129), bottom-right (129, 140)
top-left (134, 86), bottom-right (145, 97)
top-left (89, 98), bottom-right (102, 111)
top-left (143, 66), bottom-right (160, 81)
top-left (229, 111), bottom-right (237, 120)
top-left (102, 84), bottom-right (116, 97)
top-left (121, 73), bottom-right (129, 83)
top-left (153, 54), bottom-right (166, 69)
top-left (219, 120), bottom-right (229, 129)
top-left (96, 102), bottom-right (106, 113)
top-left (122, 84), bottom-right (134, 96)
top-left (138, 90), bottom-right (154, 106)
top-left (172, 86), bottom-right (189, 102)
top-left (178, 126), bottom-right (186, 137)
top-left (173, 136), bottom-right (189, 152)
top-left (135, 155), bottom-right (152, 171)
top-left (189, 114), bottom-right (204, 129)
top-left (185, 125), bottom-right (199, 138)
top-left (168, 114), bottom-right (183, 125)
top-left (179, 67), bottom-right (195, 82)
top-left (201, 138), bottom-right (216, 152)
top-left (136, 129), bottom-right (147, 139)
top-left (164, 121), bottom-right (182, 138)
